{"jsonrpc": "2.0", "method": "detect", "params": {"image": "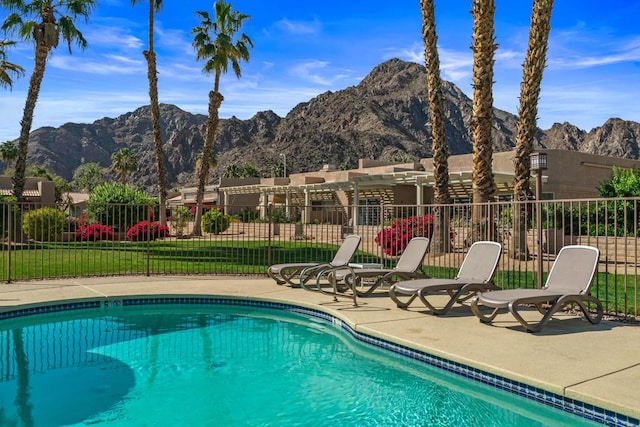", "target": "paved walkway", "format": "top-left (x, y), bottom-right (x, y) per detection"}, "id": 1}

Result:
top-left (1, 275), bottom-right (638, 422)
